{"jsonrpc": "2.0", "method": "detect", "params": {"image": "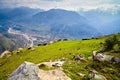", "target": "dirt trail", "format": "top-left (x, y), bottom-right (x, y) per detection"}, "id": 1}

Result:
top-left (8, 28), bottom-right (36, 47)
